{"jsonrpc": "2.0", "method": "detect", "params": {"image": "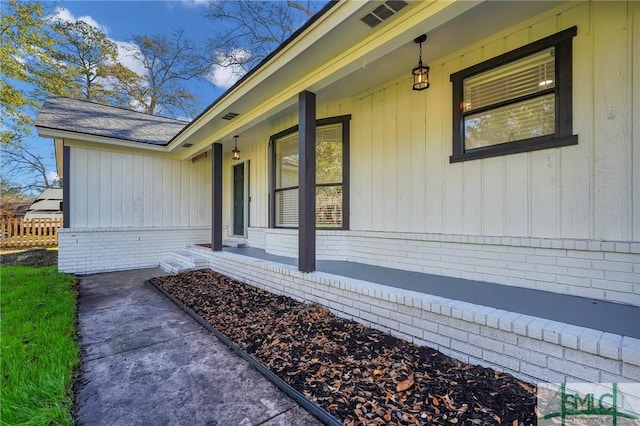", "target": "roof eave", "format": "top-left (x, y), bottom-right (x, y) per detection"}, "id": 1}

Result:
top-left (167, 0), bottom-right (363, 151)
top-left (36, 126), bottom-right (171, 152)
top-left (173, 0), bottom-right (486, 160)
